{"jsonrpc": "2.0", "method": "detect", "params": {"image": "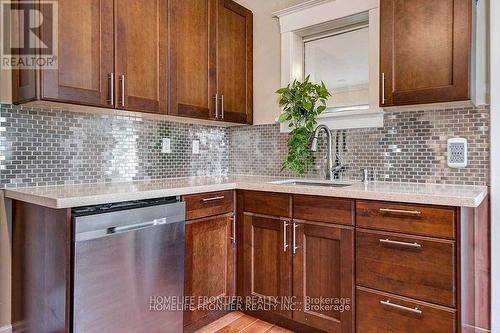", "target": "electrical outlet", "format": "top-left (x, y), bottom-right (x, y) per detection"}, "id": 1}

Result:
top-left (447, 138), bottom-right (467, 168)
top-left (192, 140), bottom-right (200, 154)
top-left (161, 138), bottom-right (171, 154)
